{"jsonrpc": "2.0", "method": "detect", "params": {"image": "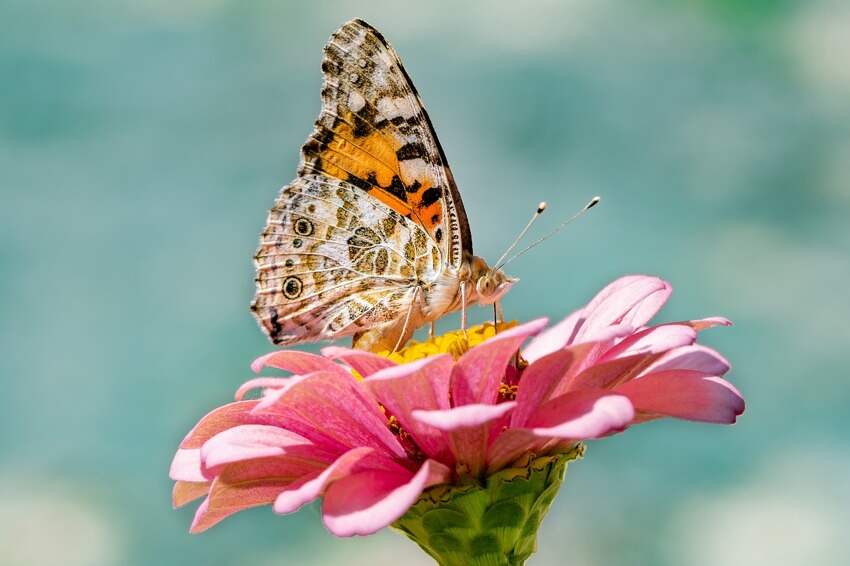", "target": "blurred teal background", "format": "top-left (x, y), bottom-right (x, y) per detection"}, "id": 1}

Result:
top-left (2, 1), bottom-right (849, 565)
